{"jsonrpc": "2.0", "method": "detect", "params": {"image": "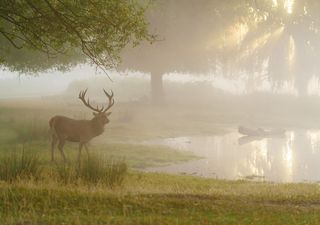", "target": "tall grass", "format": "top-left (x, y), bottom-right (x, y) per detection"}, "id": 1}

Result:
top-left (0, 148), bottom-right (42, 182)
top-left (56, 155), bottom-right (128, 187)
top-left (12, 117), bottom-right (49, 143)
top-left (103, 158), bottom-right (128, 187)
top-left (0, 113), bottom-right (128, 187)
top-left (0, 144), bottom-right (128, 187)
top-left (55, 164), bottom-right (78, 185)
